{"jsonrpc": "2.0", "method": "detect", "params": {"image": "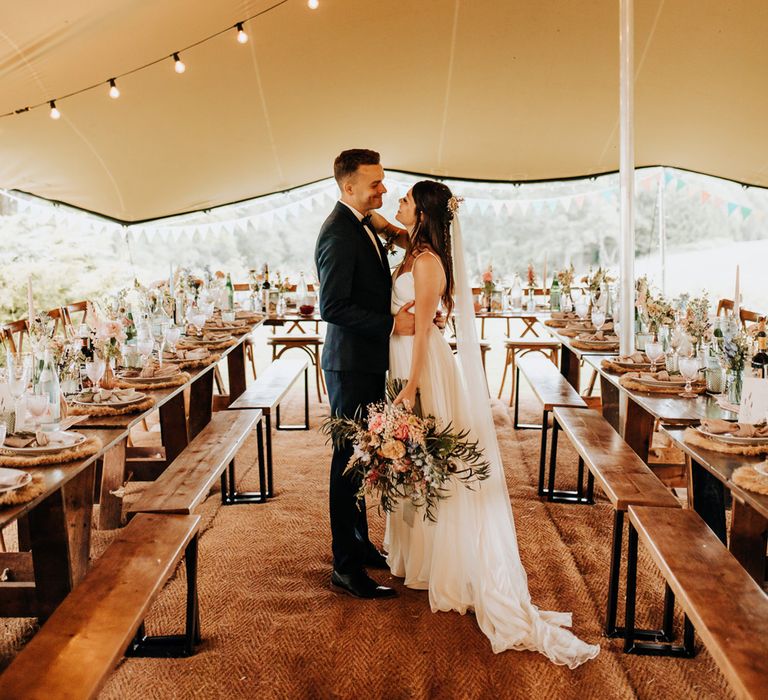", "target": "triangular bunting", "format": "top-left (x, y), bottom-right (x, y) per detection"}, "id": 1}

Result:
top-left (741, 206), bottom-right (752, 220)
top-left (727, 202), bottom-right (738, 216)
